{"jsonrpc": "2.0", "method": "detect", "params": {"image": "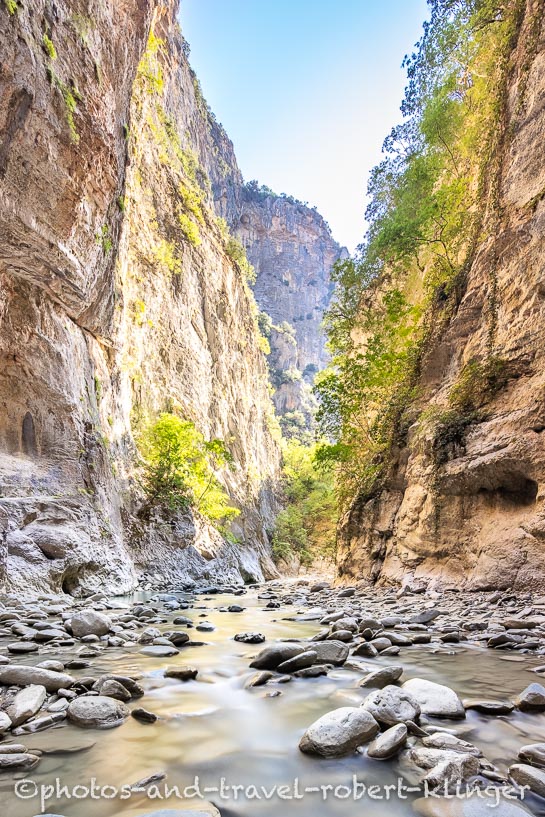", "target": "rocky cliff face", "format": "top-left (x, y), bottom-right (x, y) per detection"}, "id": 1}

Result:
top-left (338, 1), bottom-right (545, 592)
top-left (0, 0), bottom-right (280, 596)
top-left (236, 189), bottom-right (346, 433)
